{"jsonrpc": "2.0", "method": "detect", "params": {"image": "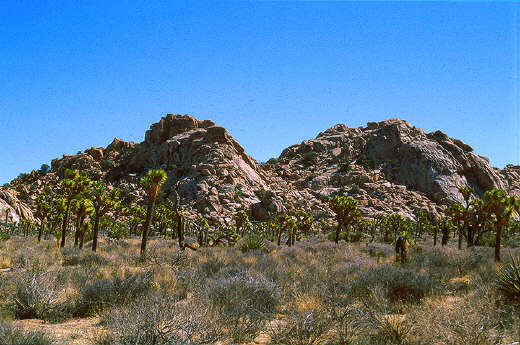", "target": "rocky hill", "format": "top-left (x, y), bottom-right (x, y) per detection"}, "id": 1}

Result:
top-left (2, 115), bottom-right (519, 225)
top-left (266, 119), bottom-right (520, 220)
